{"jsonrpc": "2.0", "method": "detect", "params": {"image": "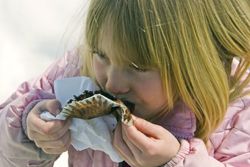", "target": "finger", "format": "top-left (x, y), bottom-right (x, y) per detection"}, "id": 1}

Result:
top-left (122, 131), bottom-right (142, 167)
top-left (28, 99), bottom-right (63, 132)
top-left (113, 123), bottom-right (135, 163)
top-left (32, 118), bottom-right (69, 135)
top-left (35, 131), bottom-right (71, 149)
top-left (118, 151), bottom-right (137, 167)
top-left (28, 108), bottom-right (49, 130)
top-left (42, 146), bottom-right (68, 155)
top-left (28, 115), bottom-right (71, 136)
top-left (134, 116), bottom-right (166, 138)
top-left (29, 119), bottom-right (71, 141)
top-left (122, 117), bottom-right (159, 151)
top-left (37, 99), bottom-right (62, 116)
top-left (122, 125), bottom-right (142, 156)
